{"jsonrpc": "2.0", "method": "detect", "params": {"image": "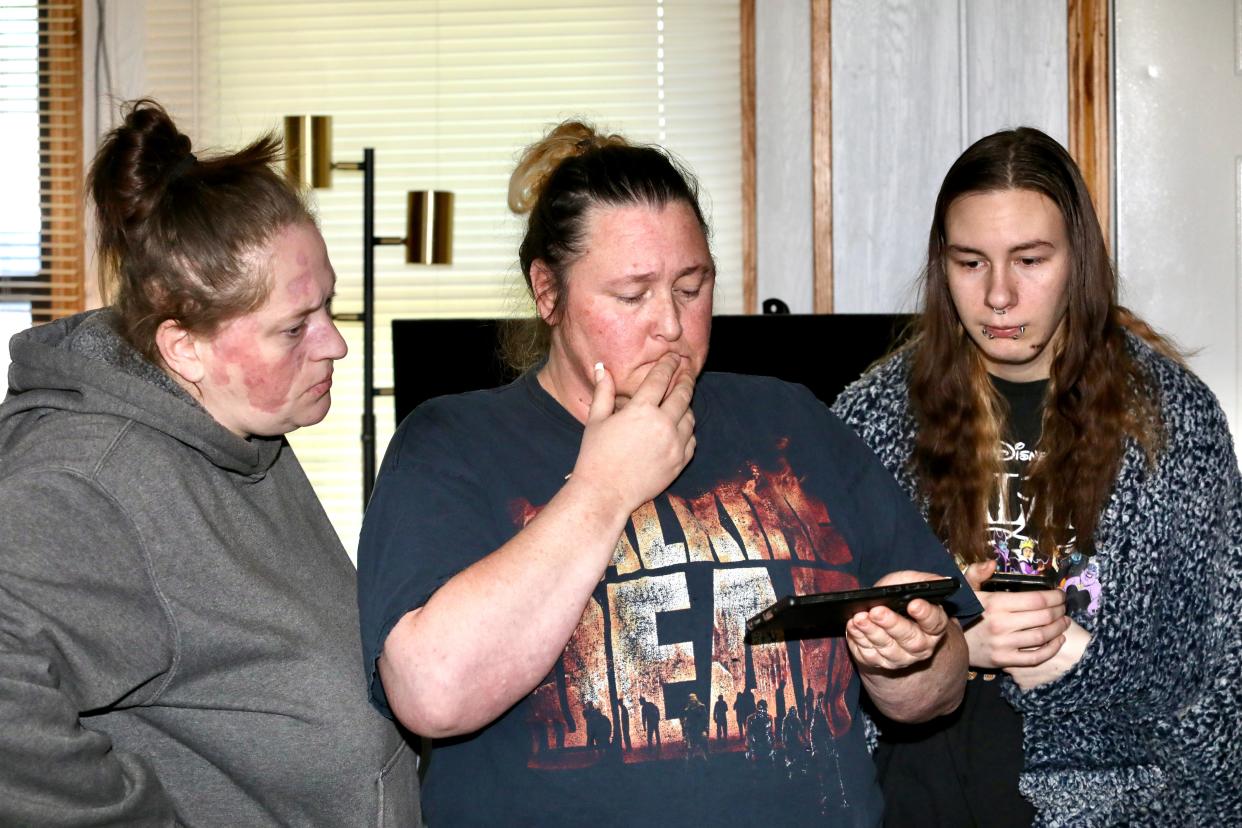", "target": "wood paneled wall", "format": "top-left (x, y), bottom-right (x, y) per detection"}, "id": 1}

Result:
top-left (827, 0), bottom-right (1069, 313)
top-left (747, 0), bottom-right (1107, 315)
